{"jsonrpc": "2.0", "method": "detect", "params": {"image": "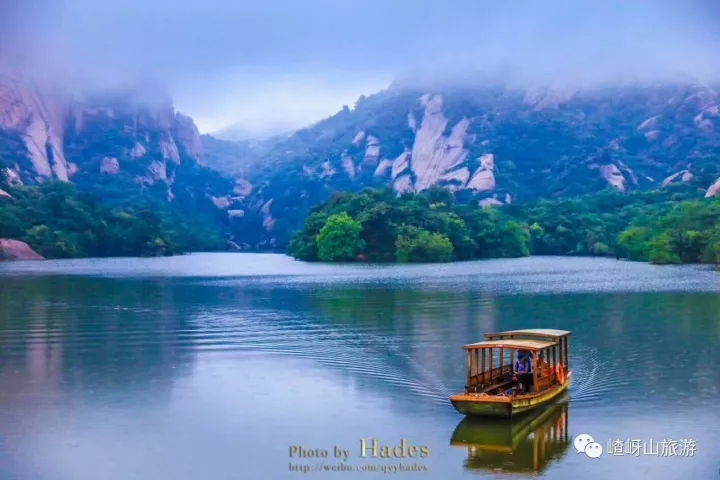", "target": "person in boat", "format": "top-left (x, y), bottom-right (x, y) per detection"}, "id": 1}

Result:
top-left (514, 351), bottom-right (534, 393)
top-left (537, 351), bottom-right (551, 375)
